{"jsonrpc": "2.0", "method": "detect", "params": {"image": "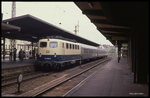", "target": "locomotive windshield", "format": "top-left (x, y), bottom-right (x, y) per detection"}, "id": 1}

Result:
top-left (50, 42), bottom-right (58, 48)
top-left (40, 42), bottom-right (47, 47)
